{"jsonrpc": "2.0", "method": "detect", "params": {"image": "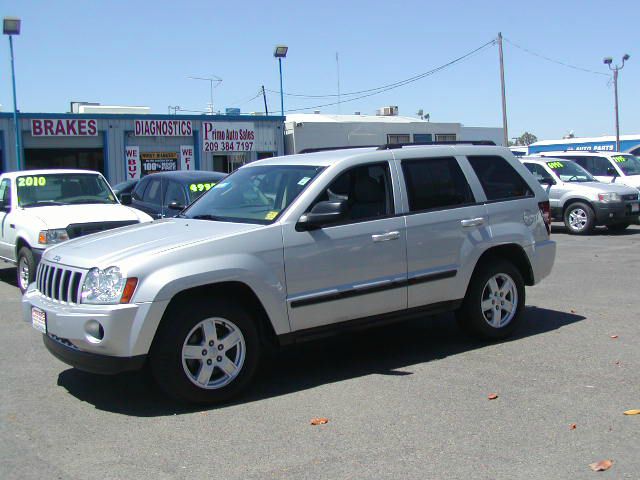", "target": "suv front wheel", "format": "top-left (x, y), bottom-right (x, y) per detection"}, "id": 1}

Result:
top-left (564, 202), bottom-right (595, 235)
top-left (150, 297), bottom-right (262, 404)
top-left (456, 259), bottom-right (525, 339)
